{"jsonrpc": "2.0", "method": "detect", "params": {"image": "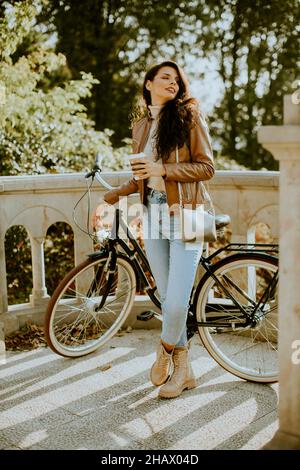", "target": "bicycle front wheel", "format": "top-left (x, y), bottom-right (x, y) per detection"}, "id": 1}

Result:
top-left (194, 253), bottom-right (278, 383)
top-left (45, 253), bottom-right (137, 357)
